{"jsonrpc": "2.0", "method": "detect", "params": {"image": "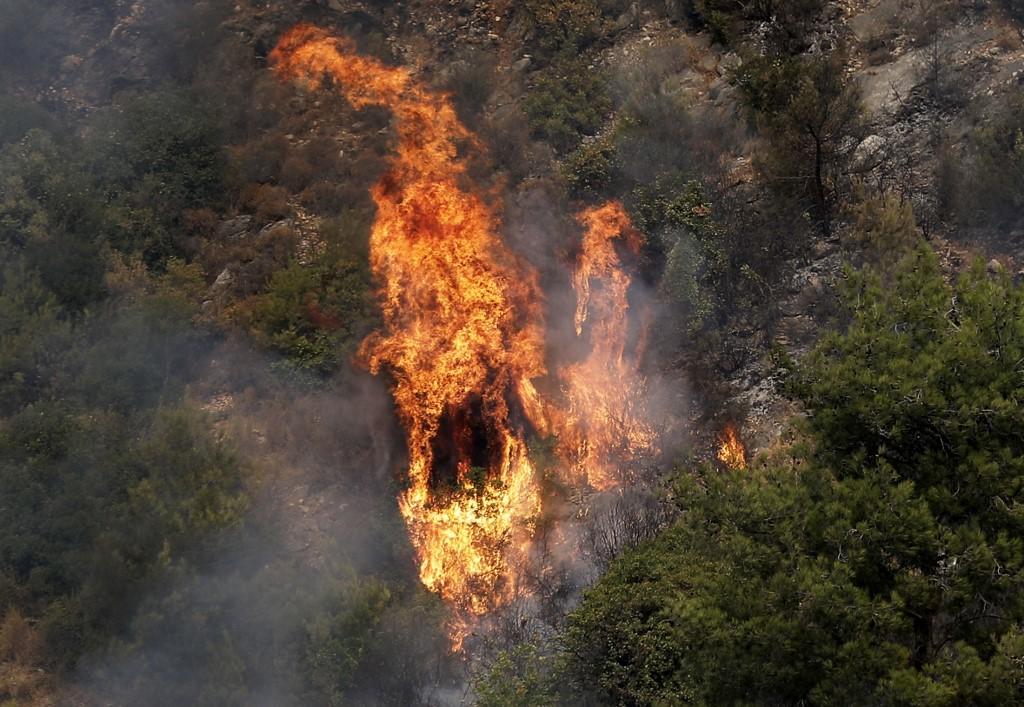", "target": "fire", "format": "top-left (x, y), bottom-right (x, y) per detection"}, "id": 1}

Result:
top-left (554, 203), bottom-right (656, 489)
top-left (270, 26), bottom-right (657, 648)
top-left (272, 25), bottom-right (545, 646)
top-left (717, 424), bottom-right (747, 469)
